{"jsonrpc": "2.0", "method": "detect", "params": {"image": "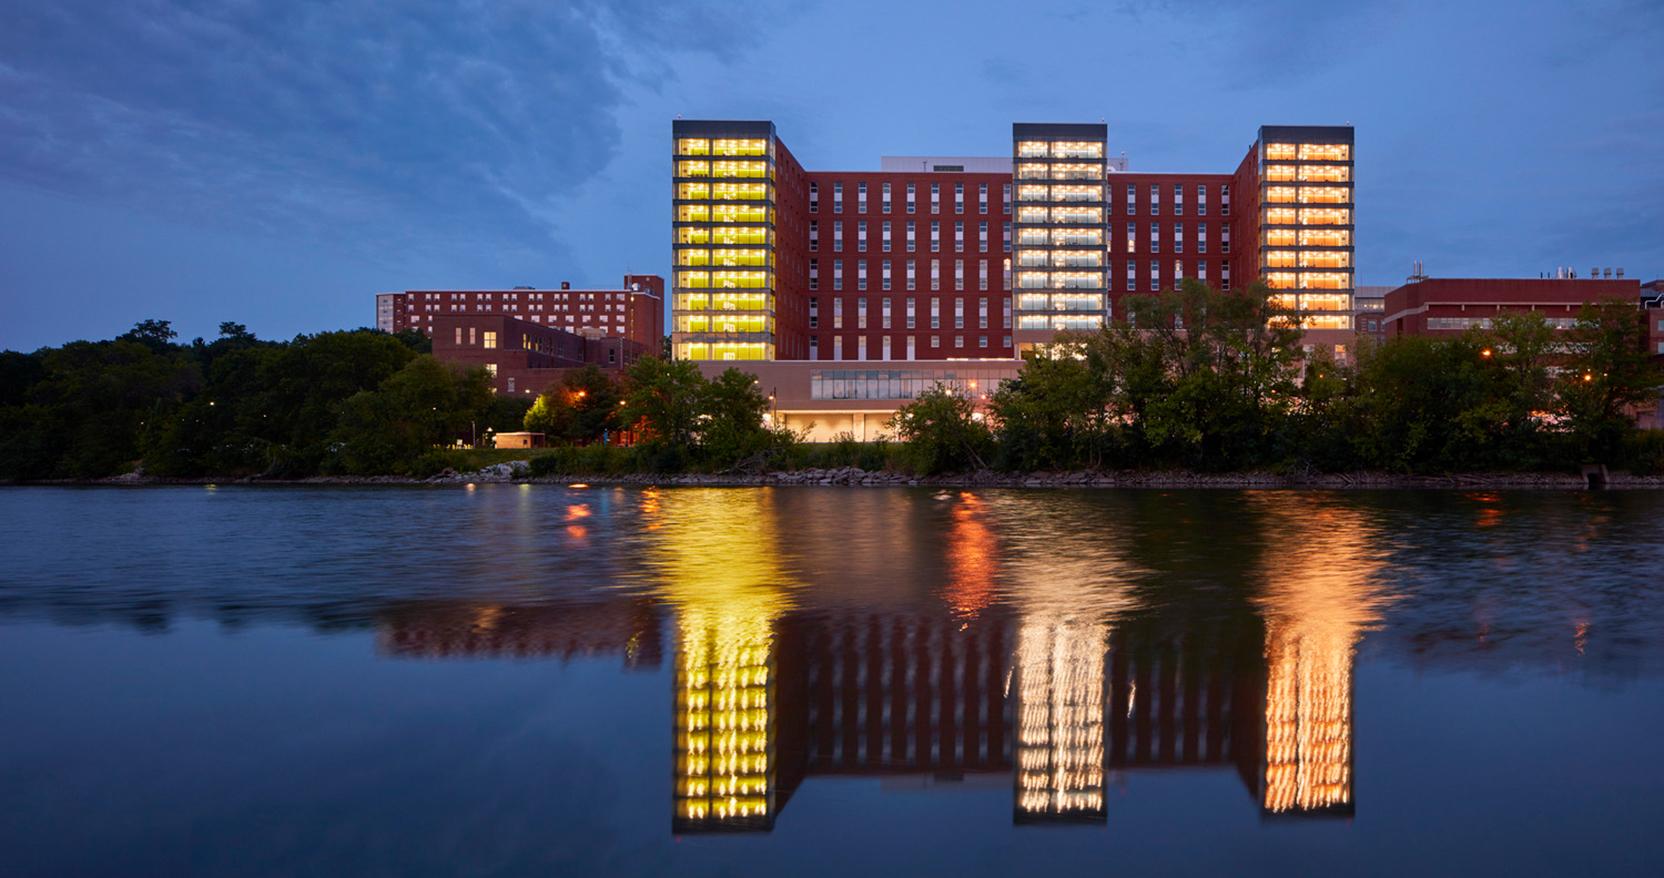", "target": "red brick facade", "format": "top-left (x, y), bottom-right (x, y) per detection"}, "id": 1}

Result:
top-left (1382, 277), bottom-right (1640, 337)
top-left (378, 274), bottom-right (663, 354)
top-left (432, 313), bottom-right (648, 396)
